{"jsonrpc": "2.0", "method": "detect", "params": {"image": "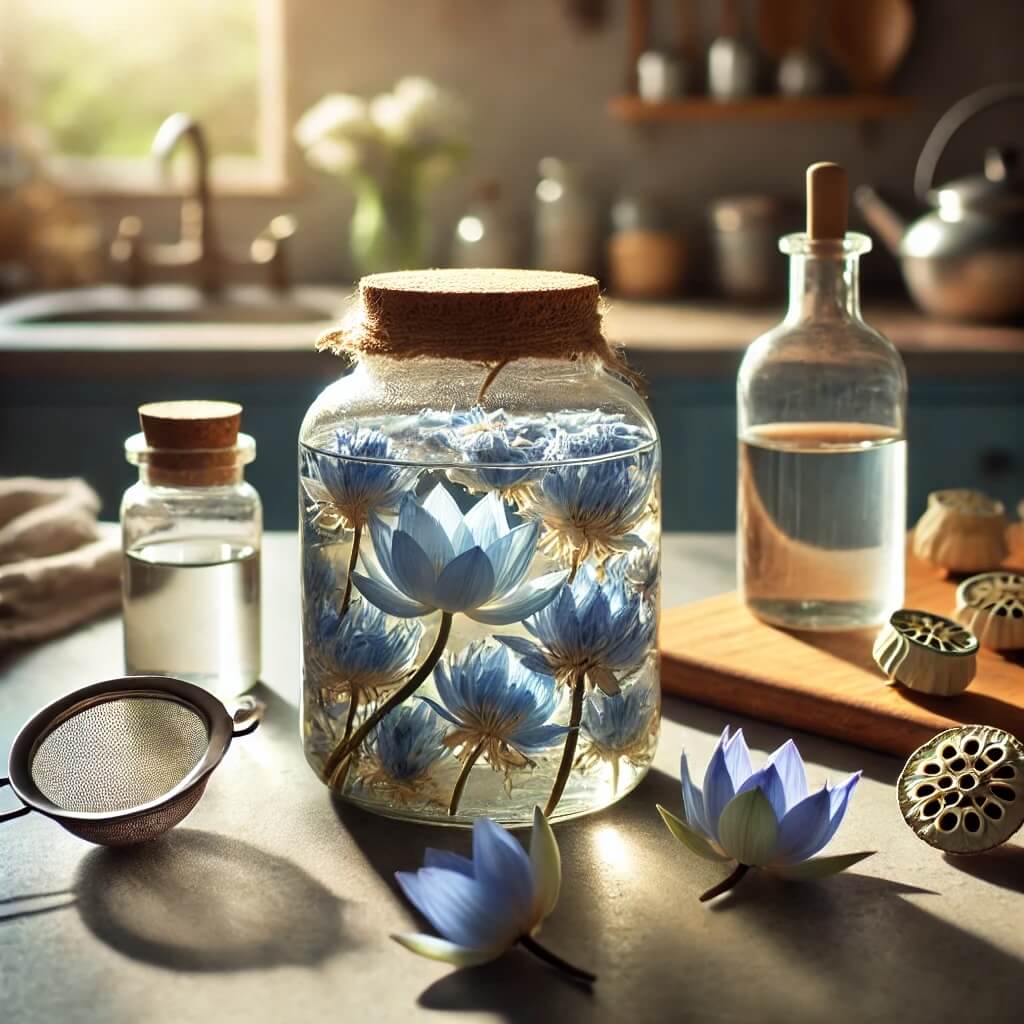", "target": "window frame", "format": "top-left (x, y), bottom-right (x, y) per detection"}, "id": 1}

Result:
top-left (24, 0), bottom-right (292, 198)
